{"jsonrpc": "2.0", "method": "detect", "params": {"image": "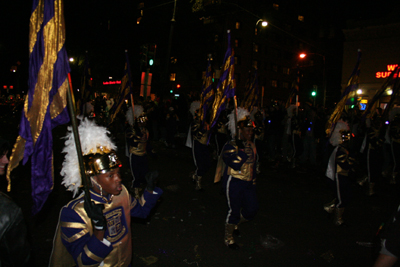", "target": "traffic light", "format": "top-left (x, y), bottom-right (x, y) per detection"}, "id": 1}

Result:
top-left (176, 84), bottom-right (181, 89)
top-left (147, 44), bottom-right (157, 67)
top-left (140, 44), bottom-right (148, 69)
top-left (311, 90), bottom-right (317, 97)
